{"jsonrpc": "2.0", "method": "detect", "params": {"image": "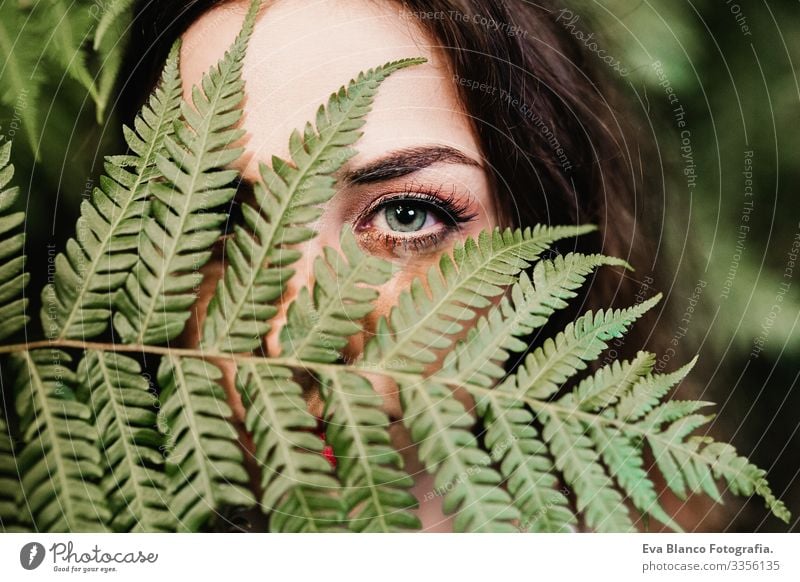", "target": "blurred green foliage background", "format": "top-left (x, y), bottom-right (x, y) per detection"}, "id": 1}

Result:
top-left (0, 0), bottom-right (797, 531)
top-left (582, 0), bottom-right (799, 532)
